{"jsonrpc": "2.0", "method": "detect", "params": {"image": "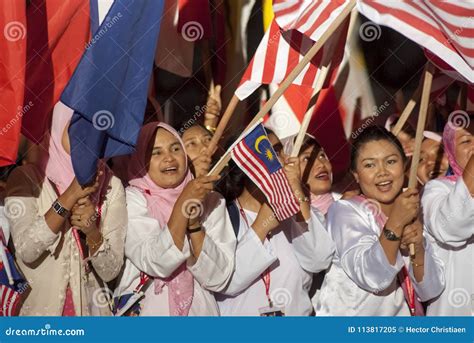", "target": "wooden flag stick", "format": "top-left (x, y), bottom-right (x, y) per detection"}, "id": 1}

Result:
top-left (290, 65), bottom-right (330, 157)
top-left (207, 94), bottom-right (239, 154)
top-left (392, 82), bottom-right (423, 136)
top-left (407, 62), bottom-right (435, 256)
top-left (206, 0), bottom-right (356, 164)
